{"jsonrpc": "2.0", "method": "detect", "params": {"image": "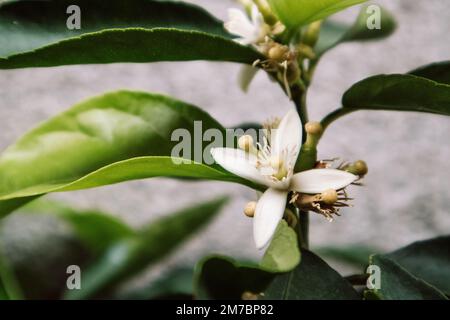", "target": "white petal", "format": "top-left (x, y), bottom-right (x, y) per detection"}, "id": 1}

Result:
top-left (253, 188), bottom-right (288, 249)
top-left (250, 4), bottom-right (264, 29)
top-left (290, 169), bottom-right (358, 194)
top-left (271, 109), bottom-right (302, 163)
top-left (225, 8), bottom-right (257, 40)
top-left (210, 148), bottom-right (268, 186)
